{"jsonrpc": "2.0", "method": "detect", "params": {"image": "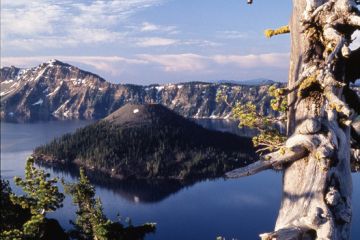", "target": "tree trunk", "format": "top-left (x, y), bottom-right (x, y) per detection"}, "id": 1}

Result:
top-left (226, 0), bottom-right (360, 238)
top-left (286, 0), bottom-right (307, 136)
top-left (264, 1), bottom-right (355, 239)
